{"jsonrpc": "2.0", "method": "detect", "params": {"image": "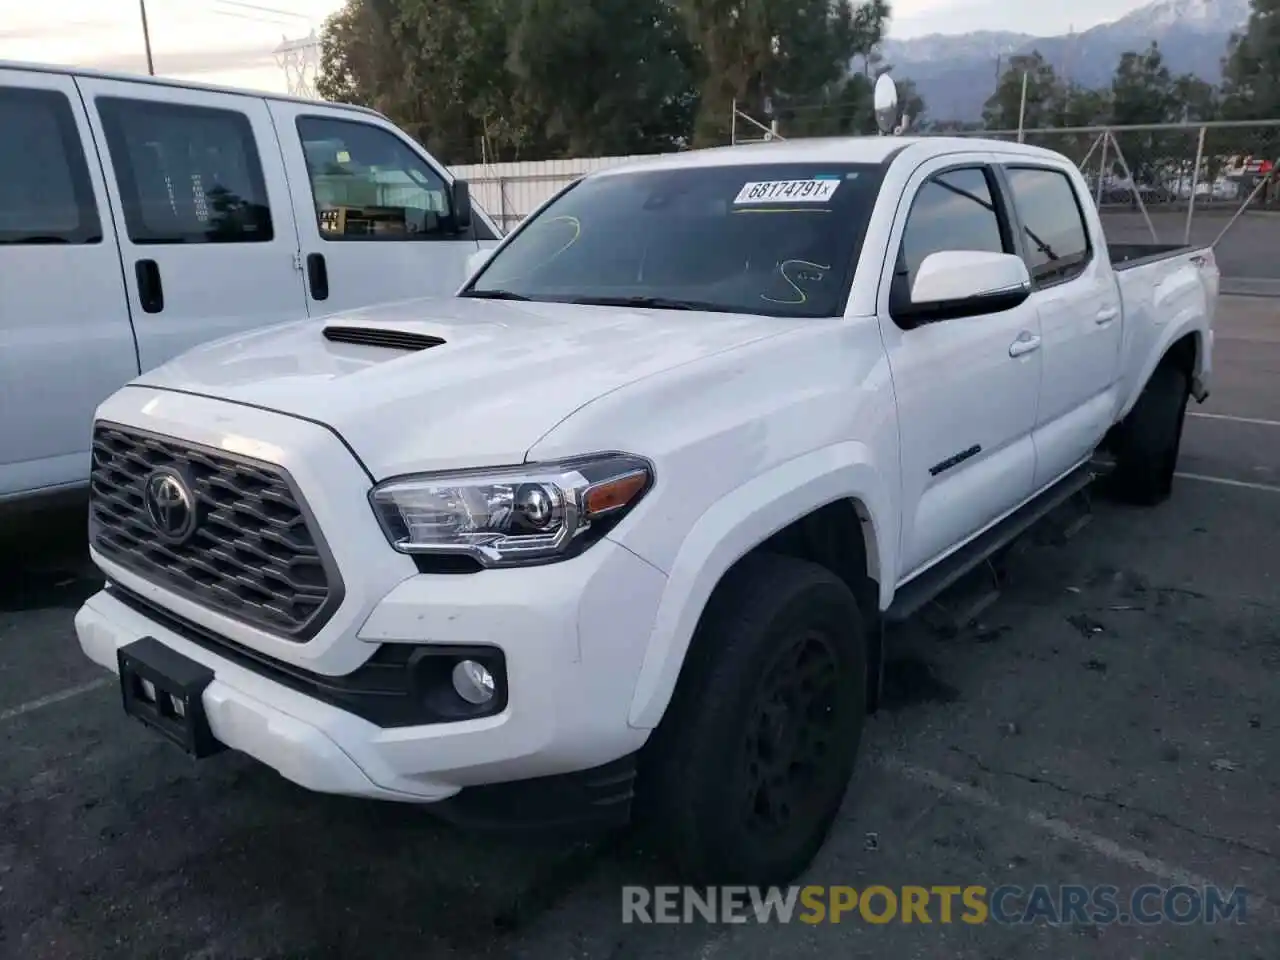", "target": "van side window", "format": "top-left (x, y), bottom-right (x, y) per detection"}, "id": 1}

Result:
top-left (0, 87), bottom-right (102, 245)
top-left (1004, 167), bottom-right (1092, 285)
top-left (96, 97), bottom-right (273, 244)
top-left (296, 116), bottom-right (460, 241)
top-left (898, 167), bottom-right (1007, 292)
